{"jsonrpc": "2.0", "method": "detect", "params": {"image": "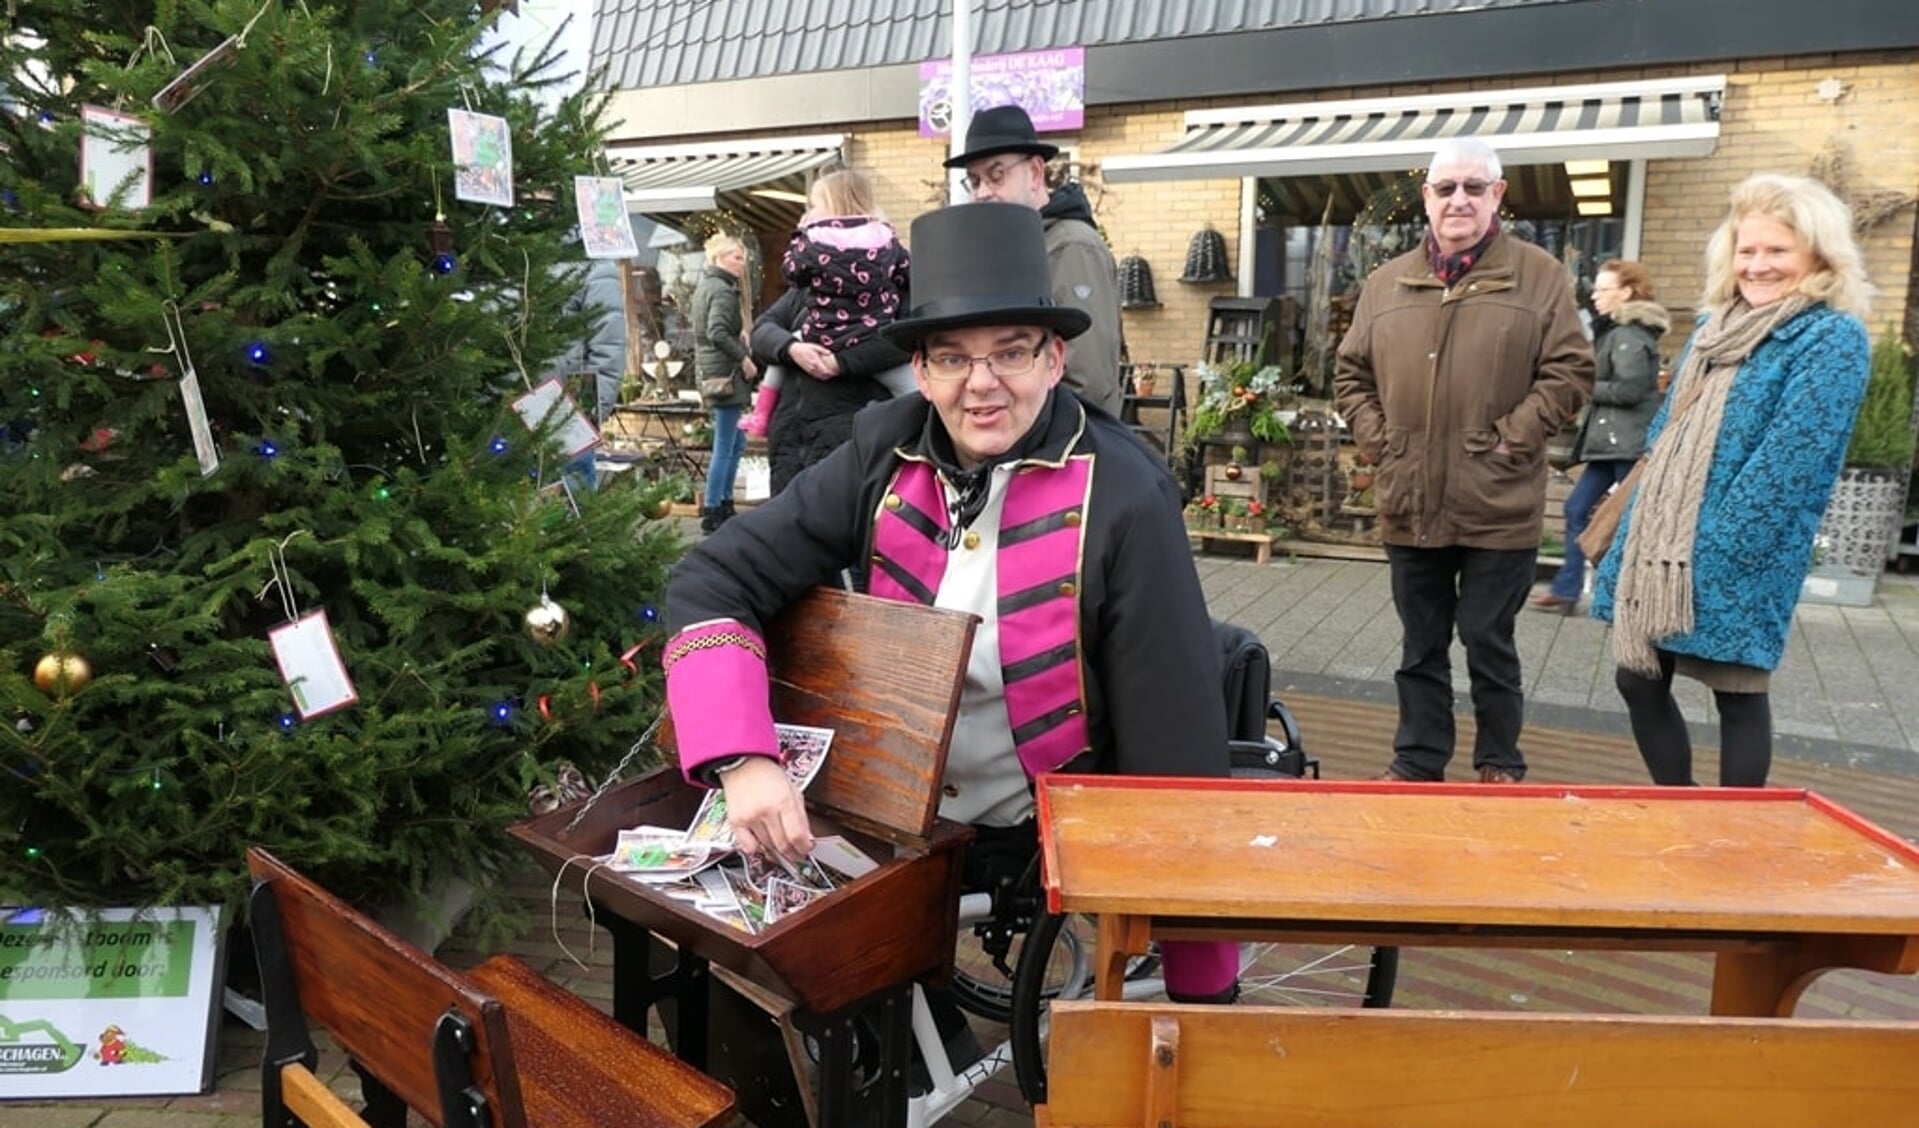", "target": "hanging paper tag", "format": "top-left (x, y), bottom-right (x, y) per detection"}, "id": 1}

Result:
top-left (512, 378), bottom-right (601, 457)
top-left (269, 610), bottom-right (359, 719)
top-left (575, 176), bottom-right (639, 259)
top-left (152, 34), bottom-right (242, 114)
top-left (79, 105), bottom-right (153, 211)
top-left (448, 109), bottom-right (516, 206)
top-left (177, 366), bottom-right (220, 477)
